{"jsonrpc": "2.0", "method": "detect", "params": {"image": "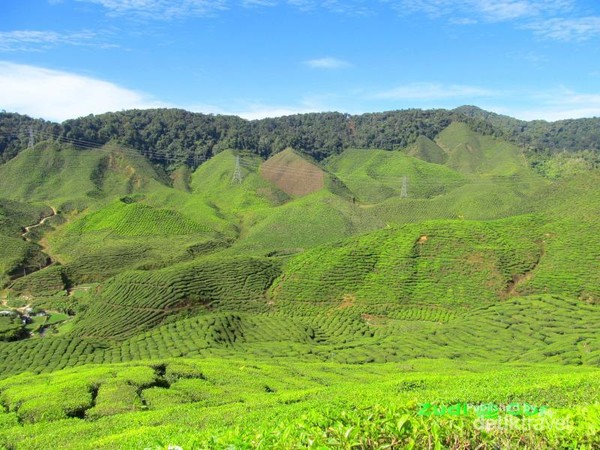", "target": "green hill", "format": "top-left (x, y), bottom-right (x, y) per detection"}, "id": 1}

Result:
top-left (66, 199), bottom-right (209, 237)
top-left (0, 142), bottom-right (167, 210)
top-left (190, 149), bottom-right (289, 212)
top-left (259, 148), bottom-right (326, 196)
top-left (70, 255), bottom-right (280, 340)
top-left (407, 135), bottom-right (448, 164)
top-left (232, 189), bottom-right (377, 254)
top-left (0, 199), bottom-right (52, 237)
top-left (436, 122), bottom-right (530, 176)
top-left (270, 215), bottom-right (542, 308)
top-left (325, 148), bottom-right (466, 204)
top-left (1, 112), bottom-right (600, 449)
top-left (0, 199), bottom-right (54, 286)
